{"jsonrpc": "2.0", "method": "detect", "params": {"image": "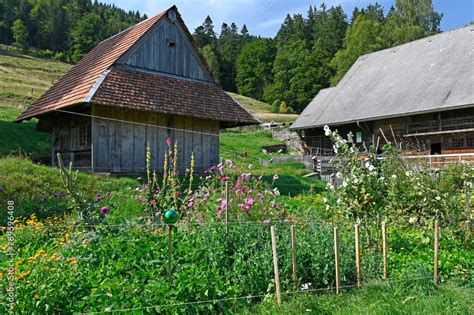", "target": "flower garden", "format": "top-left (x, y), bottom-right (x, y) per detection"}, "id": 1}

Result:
top-left (0, 130), bottom-right (473, 313)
